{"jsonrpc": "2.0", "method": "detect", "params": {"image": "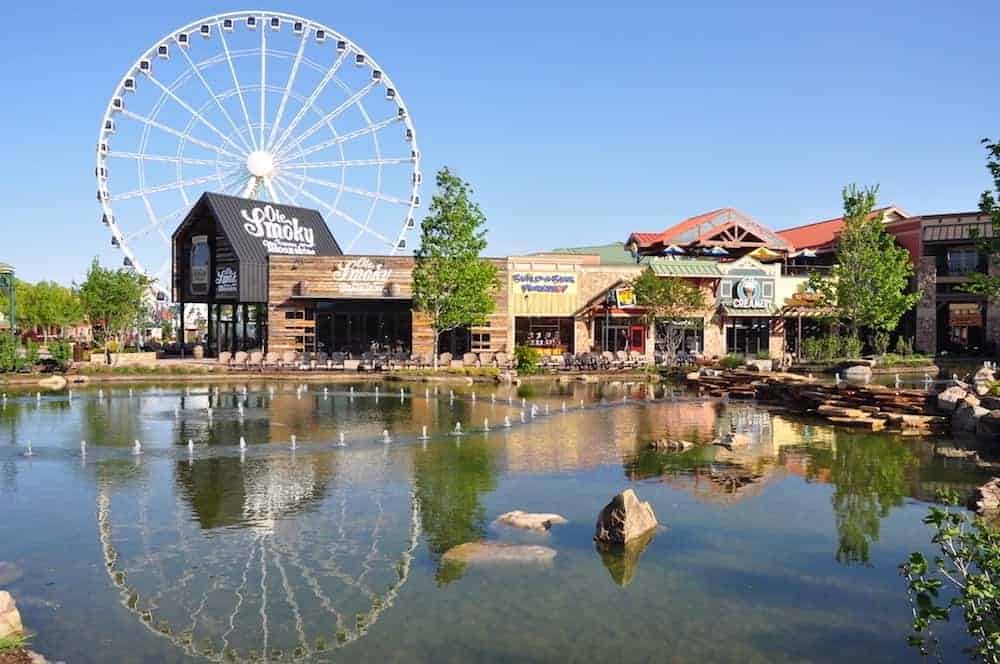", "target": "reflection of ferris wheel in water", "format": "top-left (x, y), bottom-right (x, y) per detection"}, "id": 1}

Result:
top-left (96, 450), bottom-right (421, 661)
top-left (96, 11), bottom-right (421, 291)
